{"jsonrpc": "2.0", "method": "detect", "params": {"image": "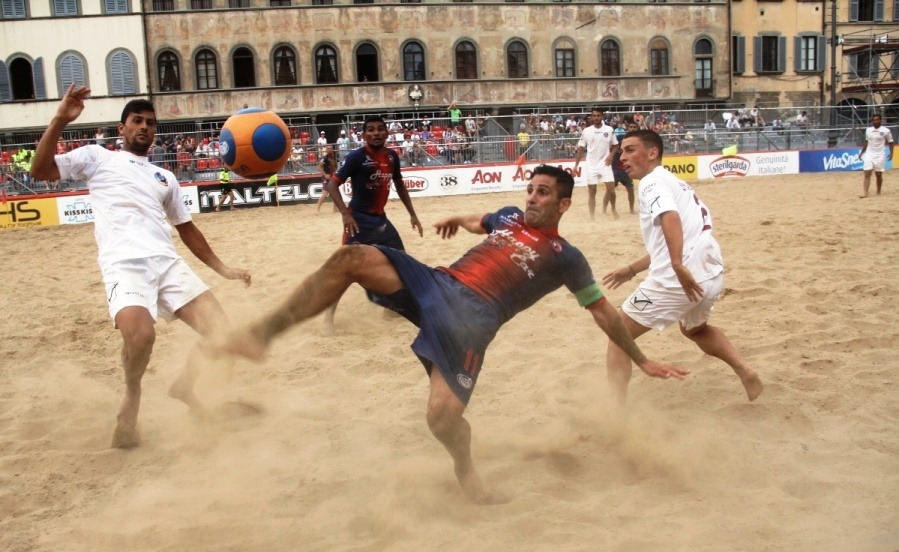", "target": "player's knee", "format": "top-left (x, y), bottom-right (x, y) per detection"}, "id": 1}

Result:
top-left (122, 324), bottom-right (155, 353)
top-left (426, 398), bottom-right (462, 437)
top-left (328, 245), bottom-right (372, 276)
